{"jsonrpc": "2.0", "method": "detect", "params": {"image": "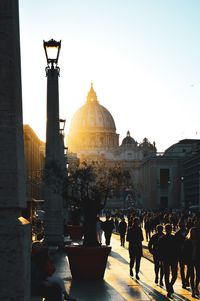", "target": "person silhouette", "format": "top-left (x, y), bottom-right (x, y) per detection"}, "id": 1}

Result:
top-left (148, 224), bottom-right (164, 286)
top-left (158, 224), bottom-right (178, 298)
top-left (126, 217), bottom-right (143, 279)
